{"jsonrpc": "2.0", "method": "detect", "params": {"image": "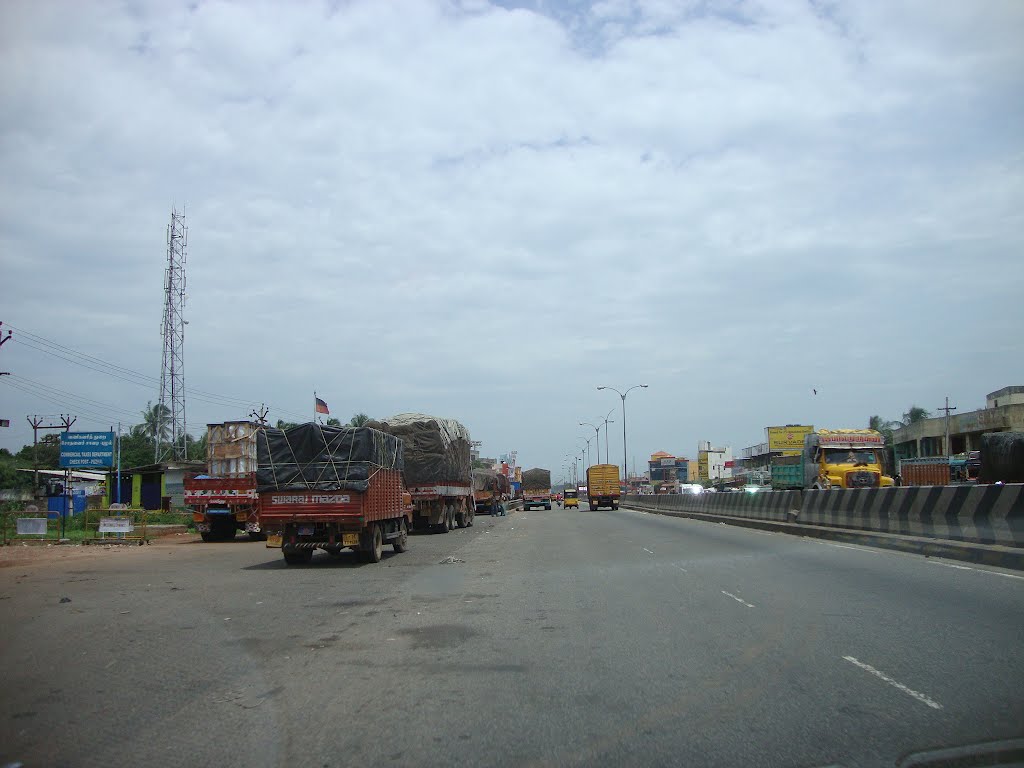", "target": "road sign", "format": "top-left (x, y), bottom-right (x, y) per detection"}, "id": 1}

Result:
top-left (60, 431), bottom-right (115, 468)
